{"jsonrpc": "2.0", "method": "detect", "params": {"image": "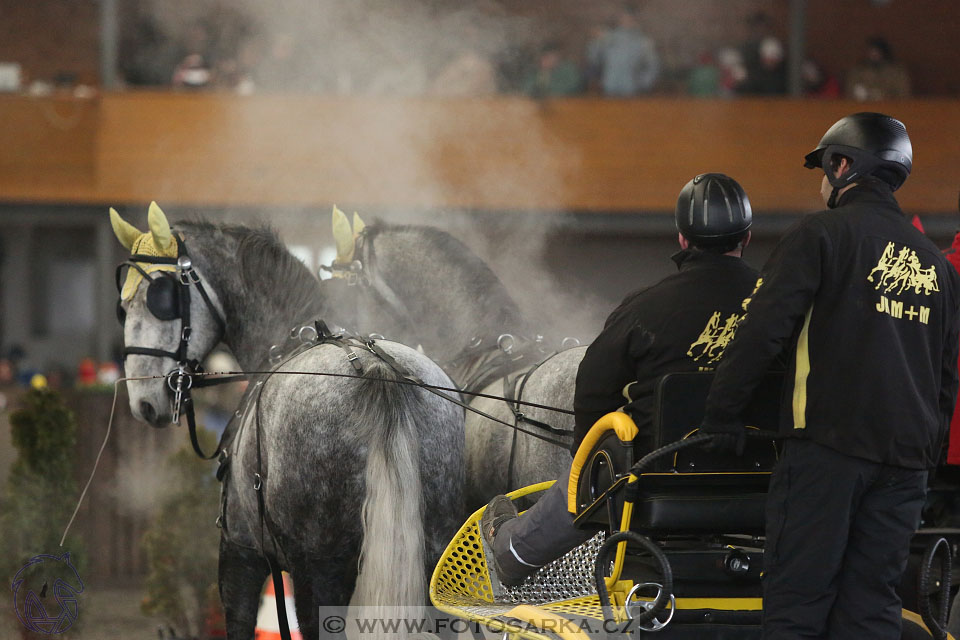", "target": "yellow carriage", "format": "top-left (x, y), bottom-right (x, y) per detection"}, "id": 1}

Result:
top-left (431, 373), bottom-right (956, 640)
